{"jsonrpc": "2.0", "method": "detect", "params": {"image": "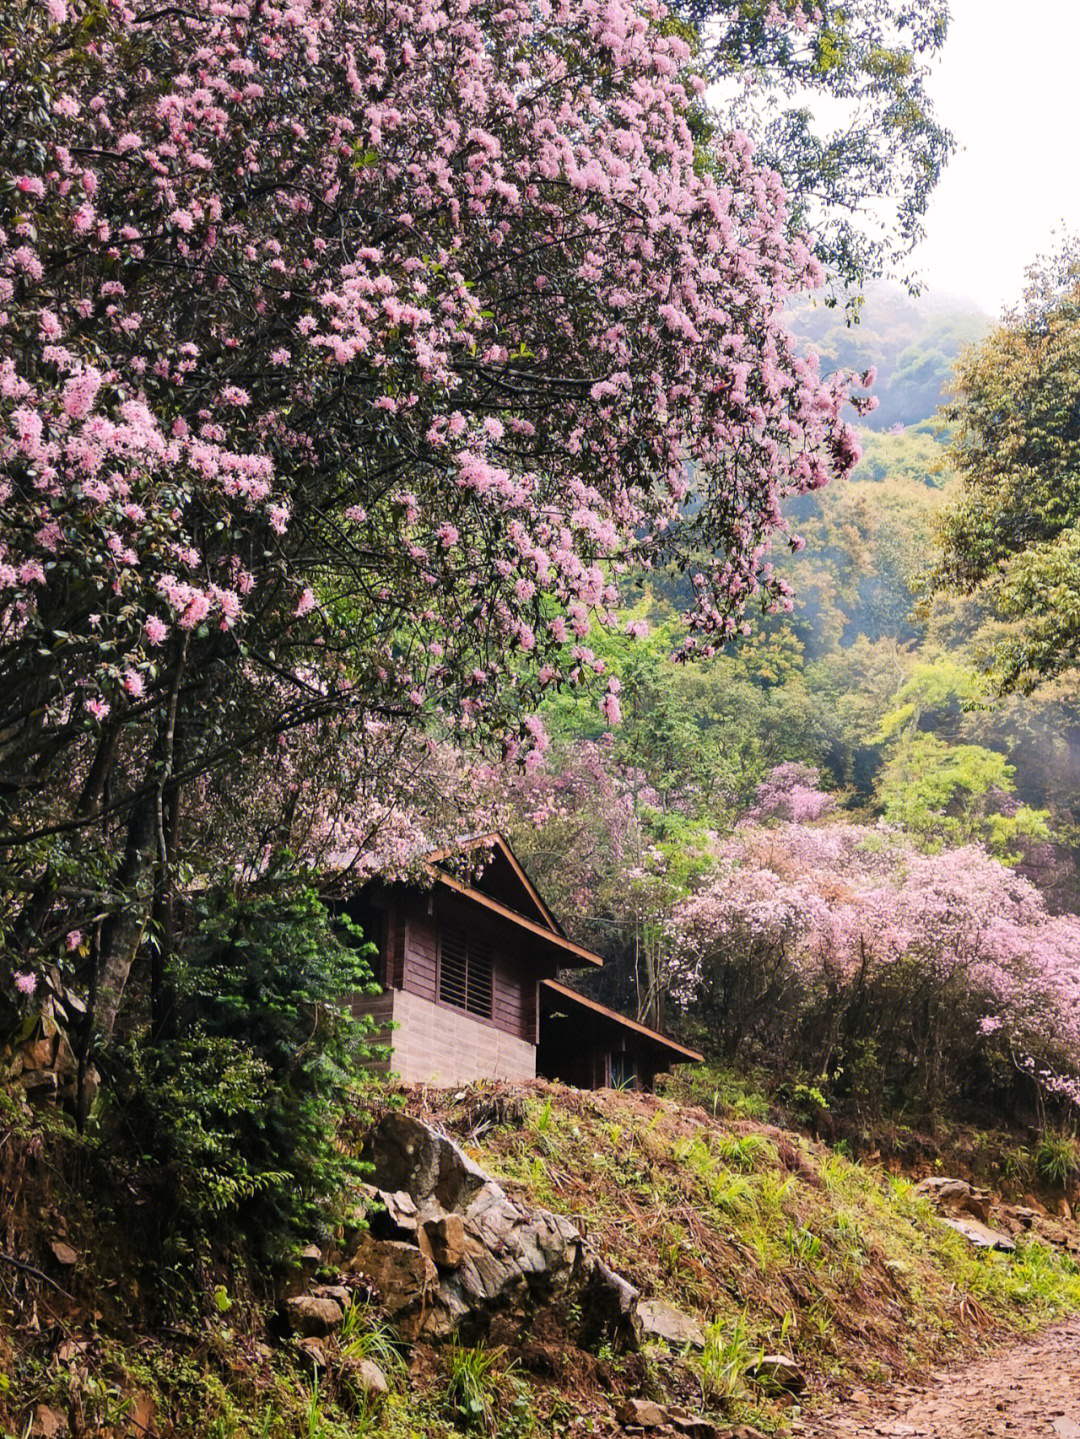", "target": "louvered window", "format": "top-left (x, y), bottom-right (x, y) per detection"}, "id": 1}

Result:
top-left (438, 914), bottom-right (494, 1020)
